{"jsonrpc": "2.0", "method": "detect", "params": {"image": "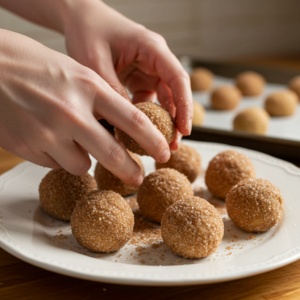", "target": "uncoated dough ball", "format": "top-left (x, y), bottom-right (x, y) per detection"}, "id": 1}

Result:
top-left (190, 67), bottom-right (214, 91)
top-left (39, 169), bottom-right (97, 221)
top-left (161, 197), bottom-right (224, 258)
top-left (205, 150), bottom-right (256, 199)
top-left (289, 75), bottom-right (300, 100)
top-left (235, 71), bottom-right (265, 96)
top-left (137, 168), bottom-right (193, 223)
top-left (71, 190), bottom-right (134, 252)
top-left (211, 86), bottom-right (241, 110)
top-left (233, 107), bottom-right (269, 135)
top-left (155, 143), bottom-right (201, 183)
top-left (226, 178), bottom-right (284, 232)
top-left (94, 151), bottom-right (144, 196)
top-left (265, 90), bottom-right (298, 116)
top-left (114, 102), bottom-right (175, 156)
top-left (192, 101), bottom-right (205, 126)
